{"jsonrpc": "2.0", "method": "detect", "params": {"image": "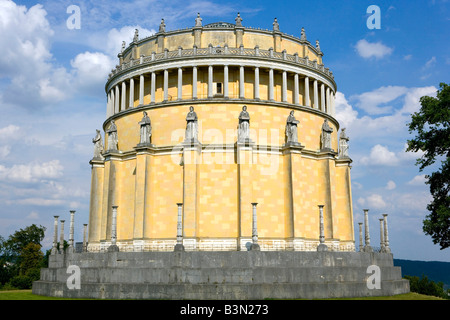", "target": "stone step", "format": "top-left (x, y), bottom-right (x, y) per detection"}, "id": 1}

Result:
top-left (32, 279), bottom-right (410, 300)
top-left (40, 265), bottom-right (403, 284)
